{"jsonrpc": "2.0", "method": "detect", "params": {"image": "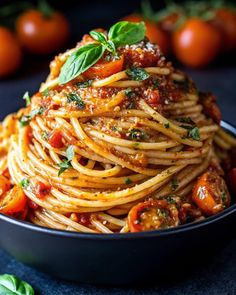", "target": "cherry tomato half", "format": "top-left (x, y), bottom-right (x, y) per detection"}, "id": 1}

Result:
top-left (128, 199), bottom-right (179, 232)
top-left (0, 186), bottom-right (27, 215)
top-left (83, 54), bottom-right (124, 79)
top-left (122, 14), bottom-right (169, 55)
top-left (0, 175), bottom-right (11, 197)
top-left (0, 27), bottom-right (22, 78)
top-left (172, 18), bottom-right (221, 68)
top-left (192, 171), bottom-right (230, 216)
top-left (16, 9), bottom-right (69, 55)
